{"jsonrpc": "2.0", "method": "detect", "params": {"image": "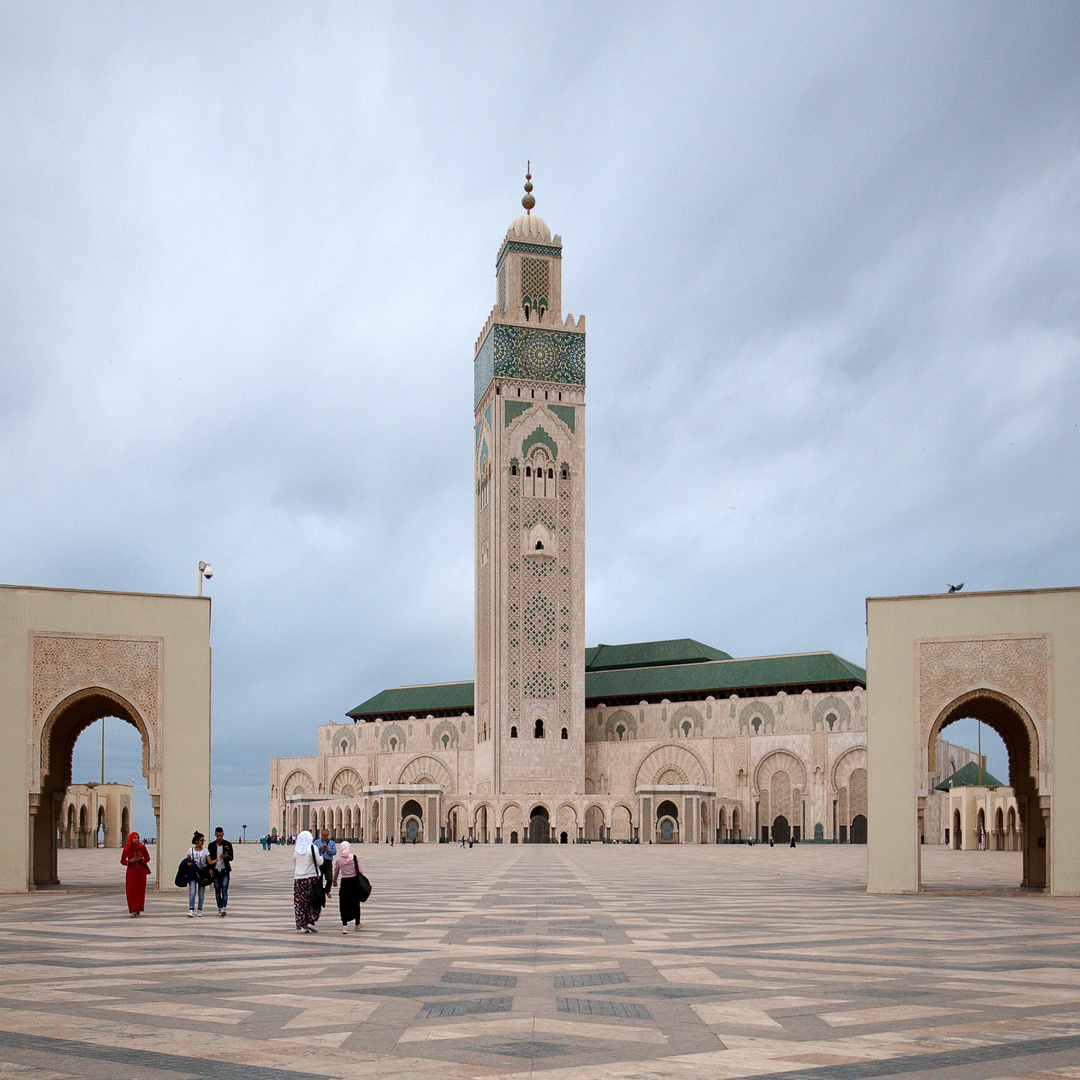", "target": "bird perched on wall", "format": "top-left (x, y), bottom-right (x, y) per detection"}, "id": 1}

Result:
top-left (947, 583), bottom-right (965, 593)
